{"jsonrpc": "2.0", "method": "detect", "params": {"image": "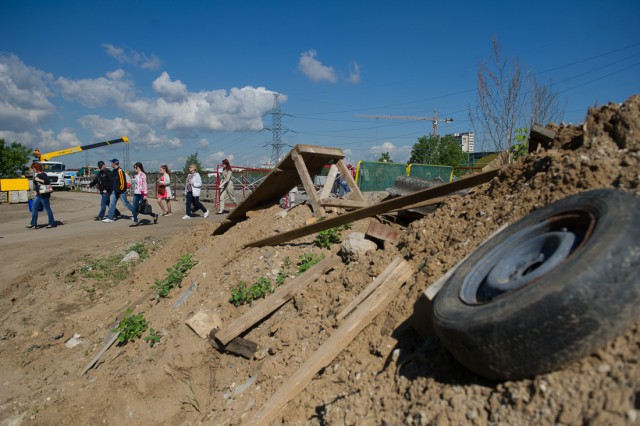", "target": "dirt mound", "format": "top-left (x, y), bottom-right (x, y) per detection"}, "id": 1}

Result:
top-left (1, 95), bottom-right (639, 425)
